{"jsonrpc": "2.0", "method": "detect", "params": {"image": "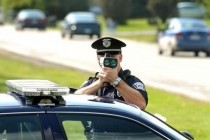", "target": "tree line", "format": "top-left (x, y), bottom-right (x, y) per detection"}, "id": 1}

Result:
top-left (0, 0), bottom-right (209, 25)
